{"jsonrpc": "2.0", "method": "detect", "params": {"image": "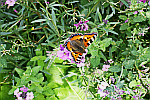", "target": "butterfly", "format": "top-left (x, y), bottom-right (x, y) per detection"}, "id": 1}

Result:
top-left (65, 32), bottom-right (97, 63)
